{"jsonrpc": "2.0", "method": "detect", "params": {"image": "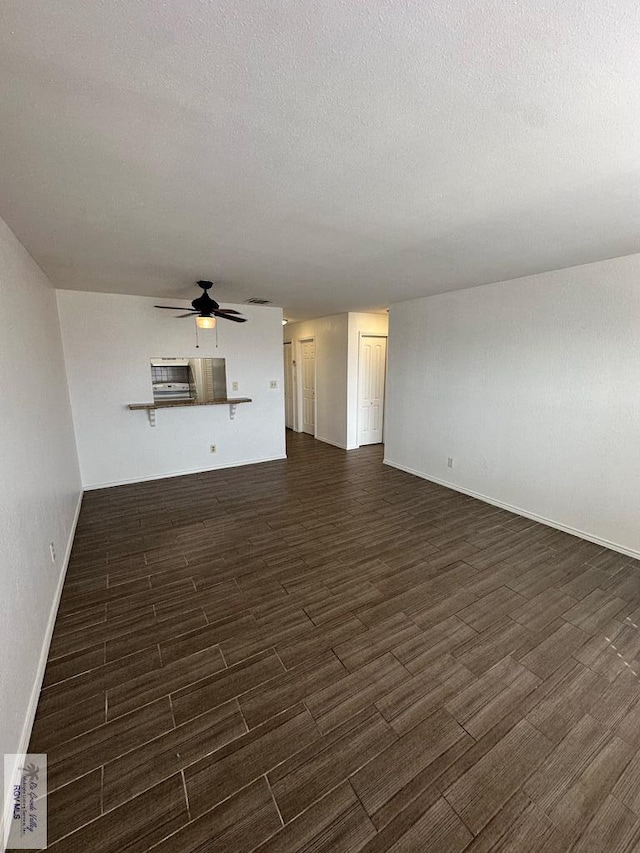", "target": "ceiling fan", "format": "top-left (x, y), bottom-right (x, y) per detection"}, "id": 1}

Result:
top-left (155, 281), bottom-right (247, 327)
